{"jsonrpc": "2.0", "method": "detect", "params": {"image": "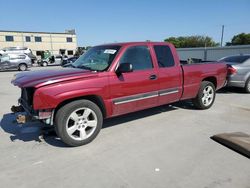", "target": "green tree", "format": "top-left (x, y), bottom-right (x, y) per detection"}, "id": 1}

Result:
top-left (74, 46), bottom-right (92, 56)
top-left (164, 35), bottom-right (219, 48)
top-left (74, 47), bottom-right (85, 56)
top-left (226, 33), bottom-right (250, 46)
